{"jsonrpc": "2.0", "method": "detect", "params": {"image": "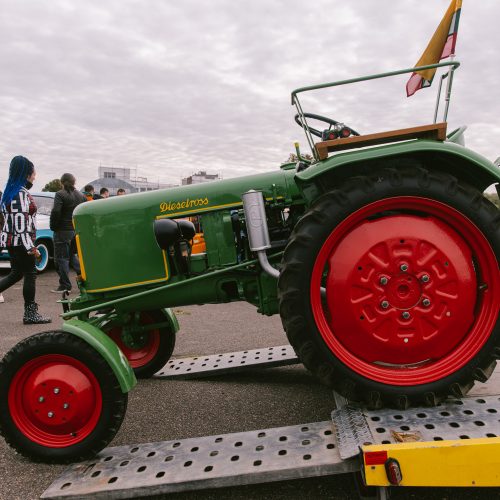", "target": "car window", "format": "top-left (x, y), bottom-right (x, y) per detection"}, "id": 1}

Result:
top-left (33, 196), bottom-right (54, 216)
